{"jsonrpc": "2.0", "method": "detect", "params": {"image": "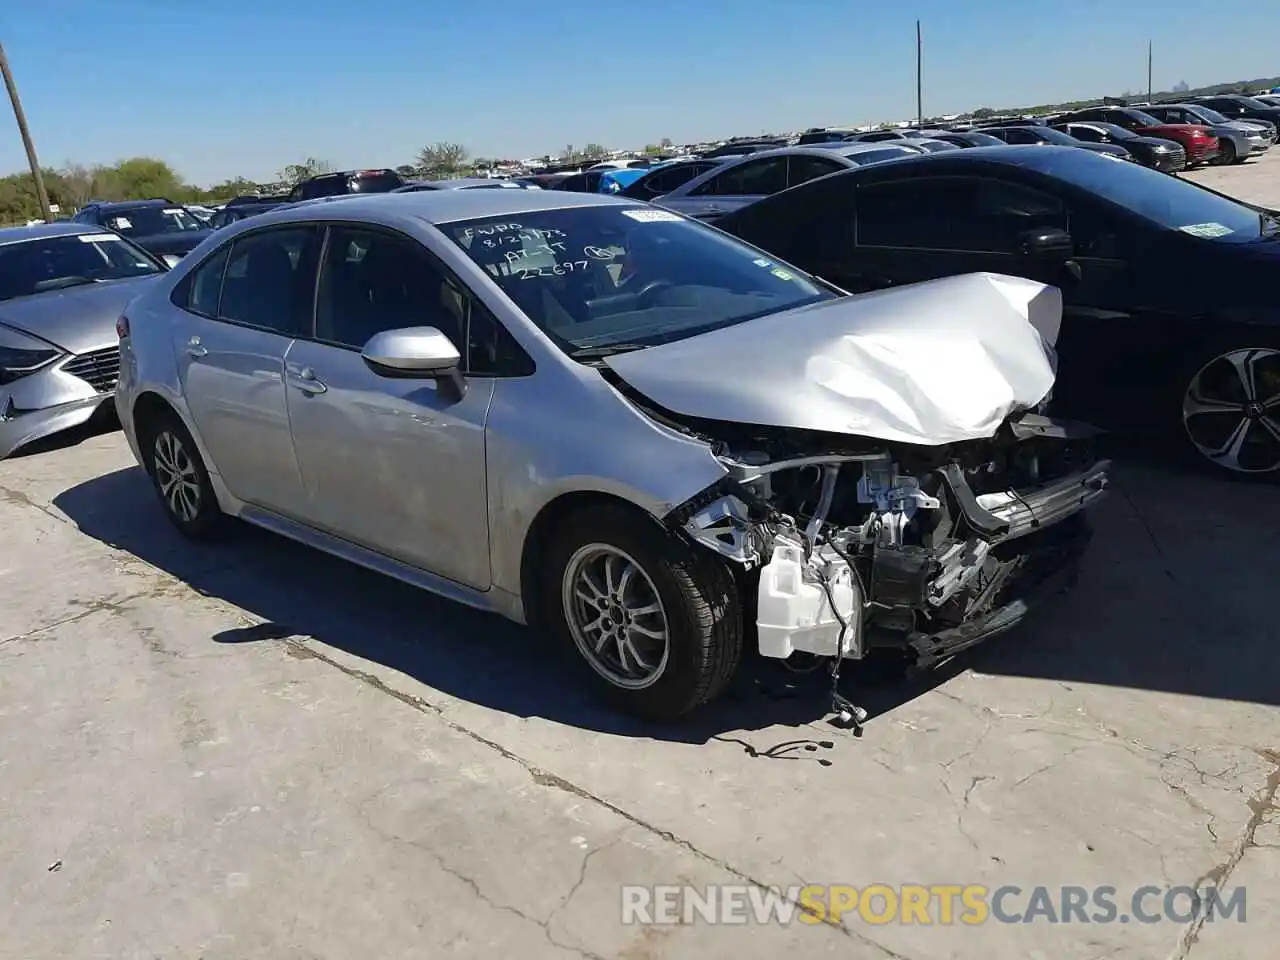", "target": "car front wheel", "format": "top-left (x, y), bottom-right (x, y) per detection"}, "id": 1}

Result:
top-left (544, 504), bottom-right (742, 720)
top-left (1180, 346), bottom-right (1280, 481)
top-left (144, 411), bottom-right (225, 537)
